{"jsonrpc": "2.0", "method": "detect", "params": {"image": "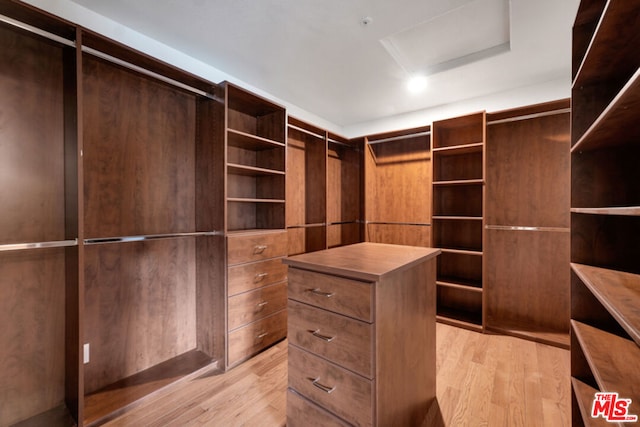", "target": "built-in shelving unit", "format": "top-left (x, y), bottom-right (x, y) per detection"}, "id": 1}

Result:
top-left (432, 113), bottom-right (485, 331)
top-left (571, 0), bottom-right (640, 424)
top-left (223, 82), bottom-right (286, 232)
top-left (364, 126), bottom-right (431, 247)
top-left (286, 117), bottom-right (362, 255)
top-left (484, 100), bottom-right (571, 348)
